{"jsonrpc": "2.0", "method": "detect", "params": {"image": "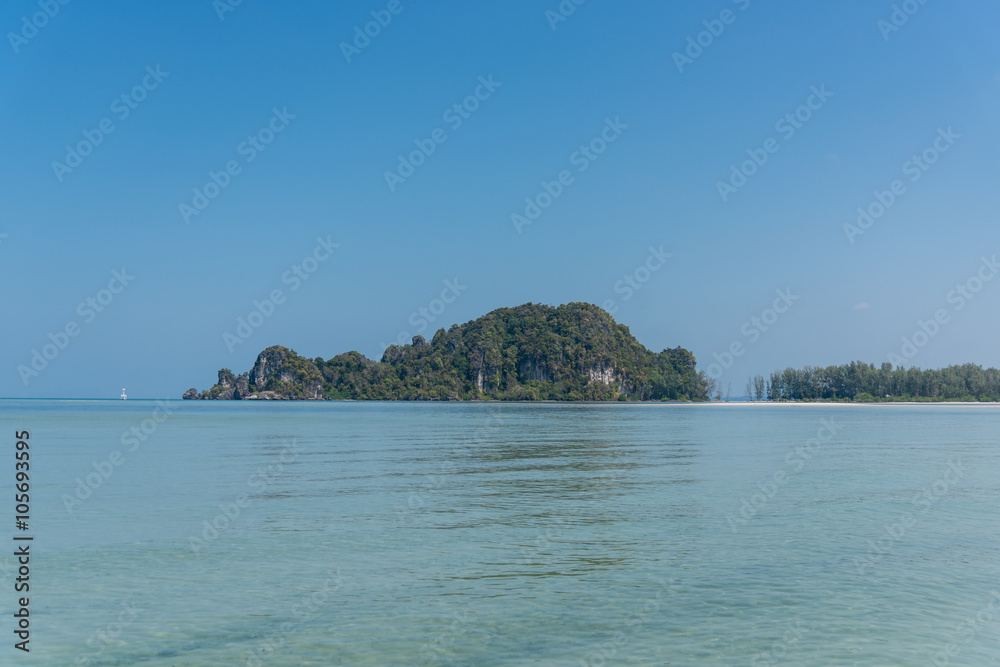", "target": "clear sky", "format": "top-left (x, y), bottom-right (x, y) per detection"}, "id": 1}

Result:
top-left (2, 0), bottom-right (999, 398)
